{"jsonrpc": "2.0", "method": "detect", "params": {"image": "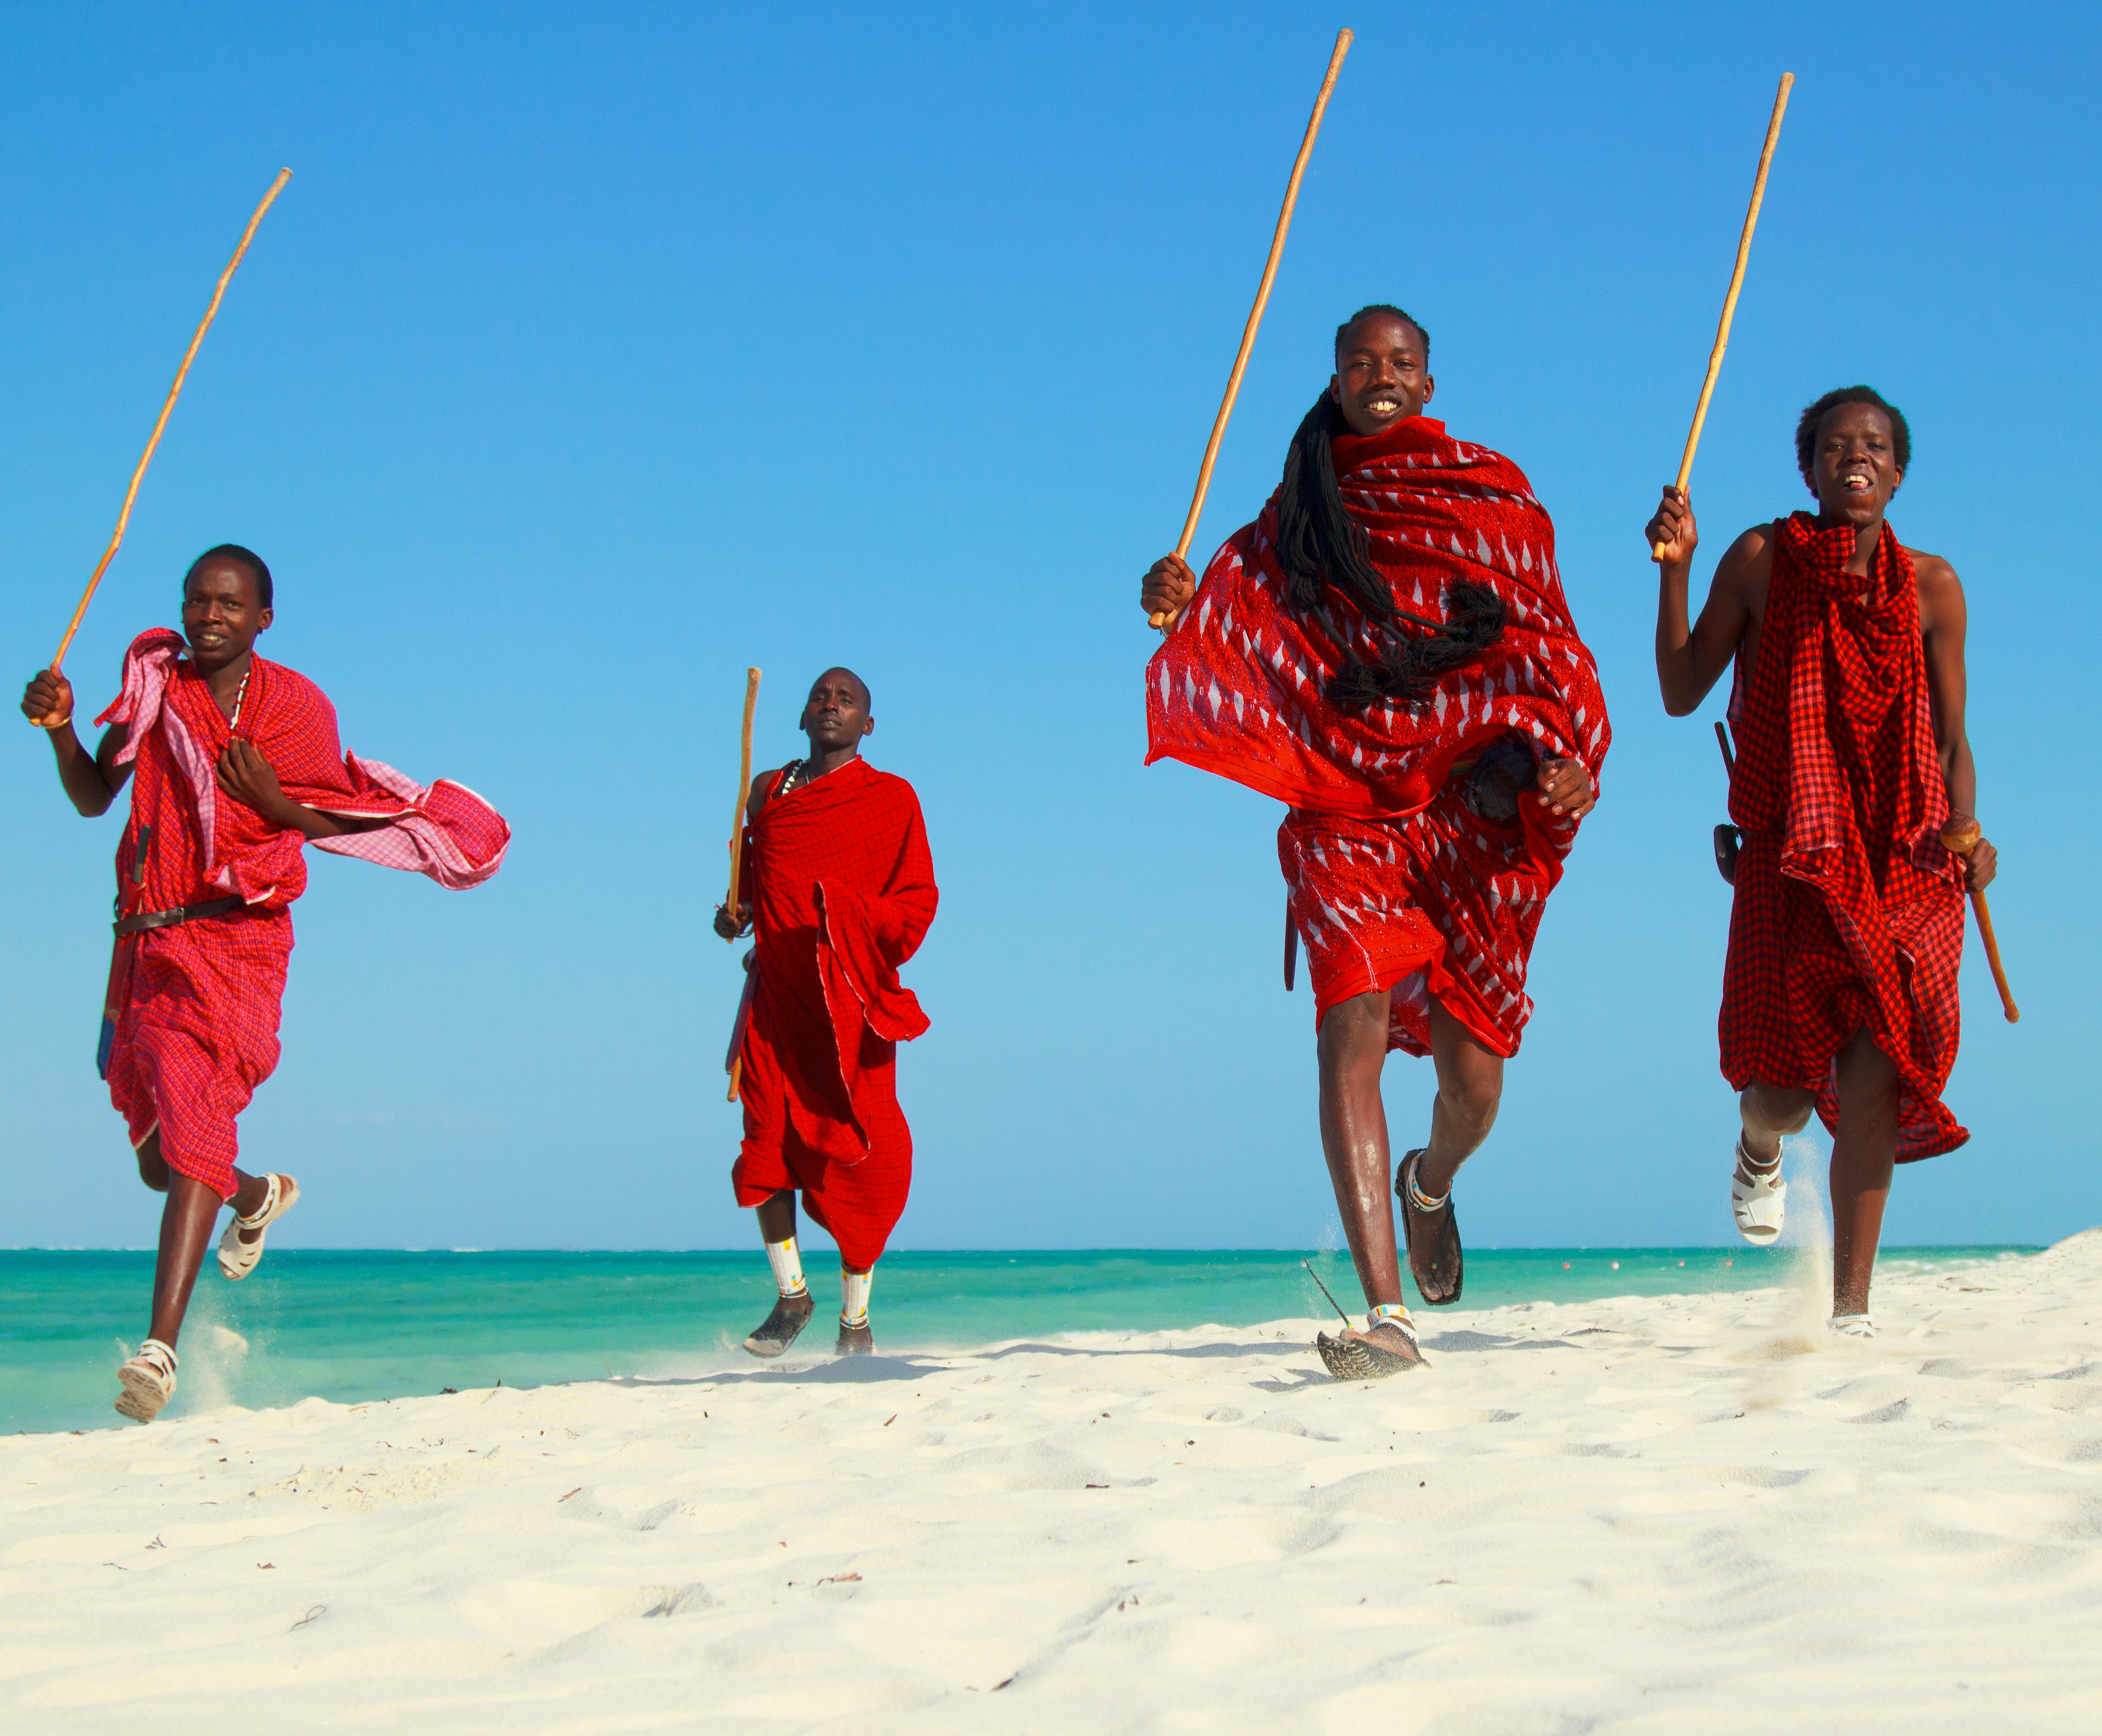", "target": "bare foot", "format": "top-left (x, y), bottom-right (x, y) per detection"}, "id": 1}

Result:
top-left (836, 1320), bottom-right (874, 1357)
